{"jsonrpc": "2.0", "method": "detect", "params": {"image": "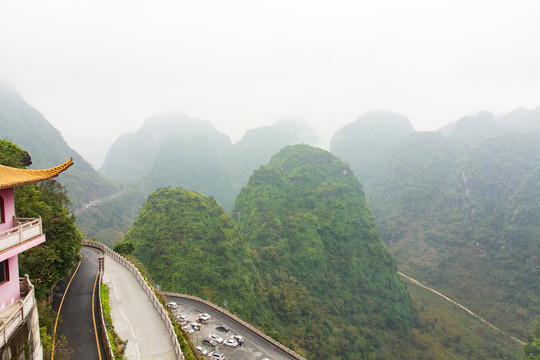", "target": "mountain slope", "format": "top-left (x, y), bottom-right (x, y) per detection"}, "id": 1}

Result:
top-left (118, 187), bottom-right (265, 320)
top-left (223, 118), bottom-right (319, 192)
top-left (100, 112), bottom-right (232, 182)
top-left (144, 134), bottom-right (236, 211)
top-left (371, 132), bottom-right (540, 345)
top-left (330, 111), bottom-right (415, 189)
top-left (0, 85), bottom-right (117, 206)
top-left (233, 144), bottom-right (413, 359)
